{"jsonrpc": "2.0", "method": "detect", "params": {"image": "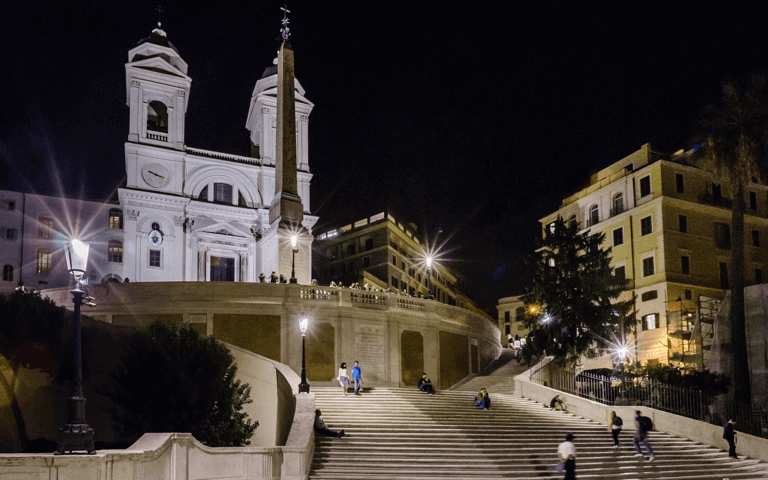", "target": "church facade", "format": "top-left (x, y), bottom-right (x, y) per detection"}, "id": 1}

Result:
top-left (0, 25), bottom-right (317, 293)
